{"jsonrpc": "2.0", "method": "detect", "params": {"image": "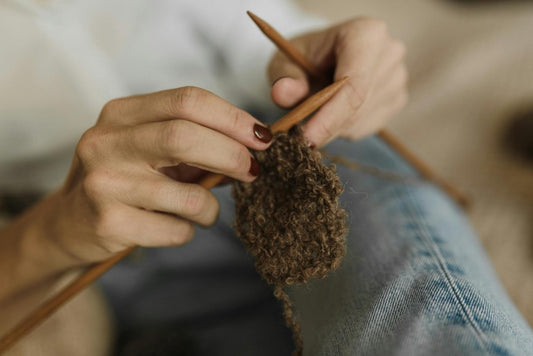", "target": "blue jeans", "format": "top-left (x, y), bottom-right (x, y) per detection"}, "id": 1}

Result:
top-left (100, 136), bottom-right (533, 355)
